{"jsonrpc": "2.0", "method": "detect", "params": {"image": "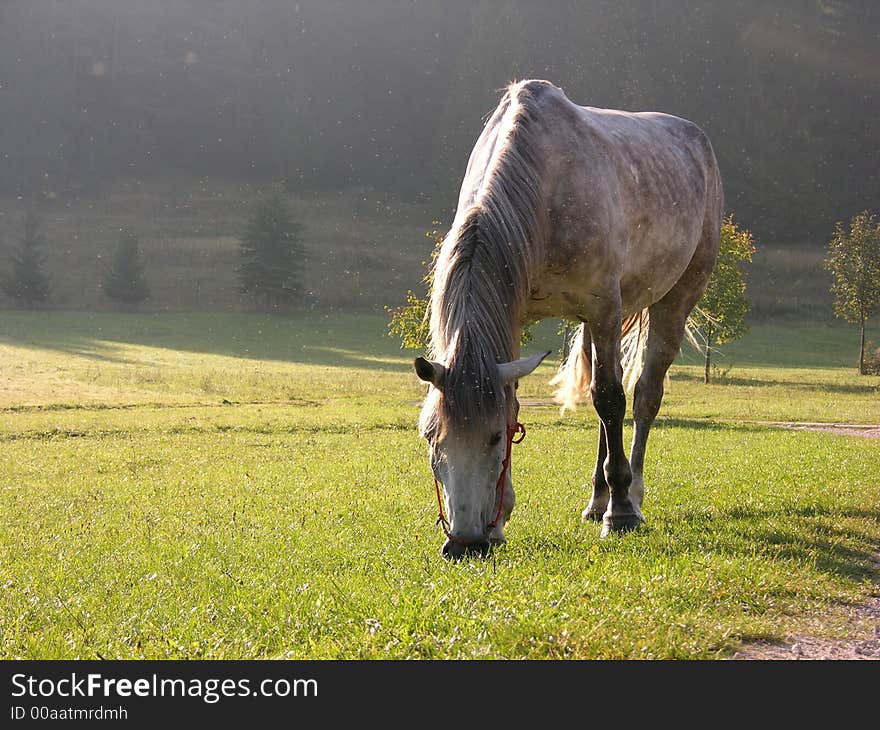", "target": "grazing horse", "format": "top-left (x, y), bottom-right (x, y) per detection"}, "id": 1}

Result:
top-left (415, 80), bottom-right (723, 558)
